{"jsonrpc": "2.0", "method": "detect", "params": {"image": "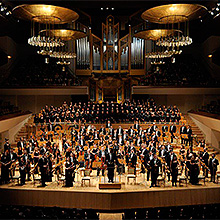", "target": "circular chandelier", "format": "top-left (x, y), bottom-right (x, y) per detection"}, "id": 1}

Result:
top-left (151, 60), bottom-right (165, 65)
top-left (13, 4), bottom-right (79, 51)
top-left (28, 36), bottom-right (64, 47)
top-left (156, 36), bottom-right (192, 47)
top-left (146, 49), bottom-right (182, 59)
top-left (50, 51), bottom-right (76, 59)
top-left (141, 4), bottom-right (207, 48)
top-left (56, 60), bottom-right (71, 65)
